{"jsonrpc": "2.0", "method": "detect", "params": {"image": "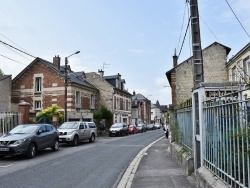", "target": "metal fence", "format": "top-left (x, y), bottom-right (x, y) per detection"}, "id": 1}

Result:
top-left (176, 106), bottom-right (193, 154)
top-left (0, 112), bottom-right (22, 135)
top-left (203, 89), bottom-right (250, 188)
